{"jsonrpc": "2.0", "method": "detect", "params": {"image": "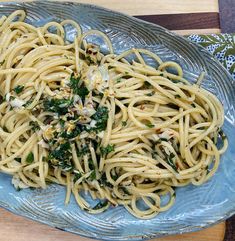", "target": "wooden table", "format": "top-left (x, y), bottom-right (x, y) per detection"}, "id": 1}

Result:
top-left (0, 0), bottom-right (234, 241)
